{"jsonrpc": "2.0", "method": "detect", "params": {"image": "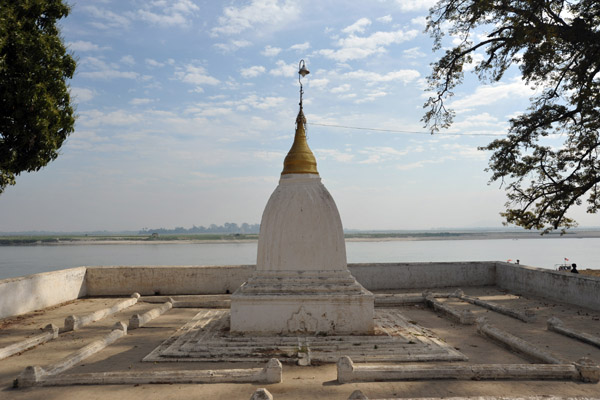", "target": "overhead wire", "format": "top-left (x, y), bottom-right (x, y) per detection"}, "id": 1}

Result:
top-left (306, 122), bottom-right (505, 137)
